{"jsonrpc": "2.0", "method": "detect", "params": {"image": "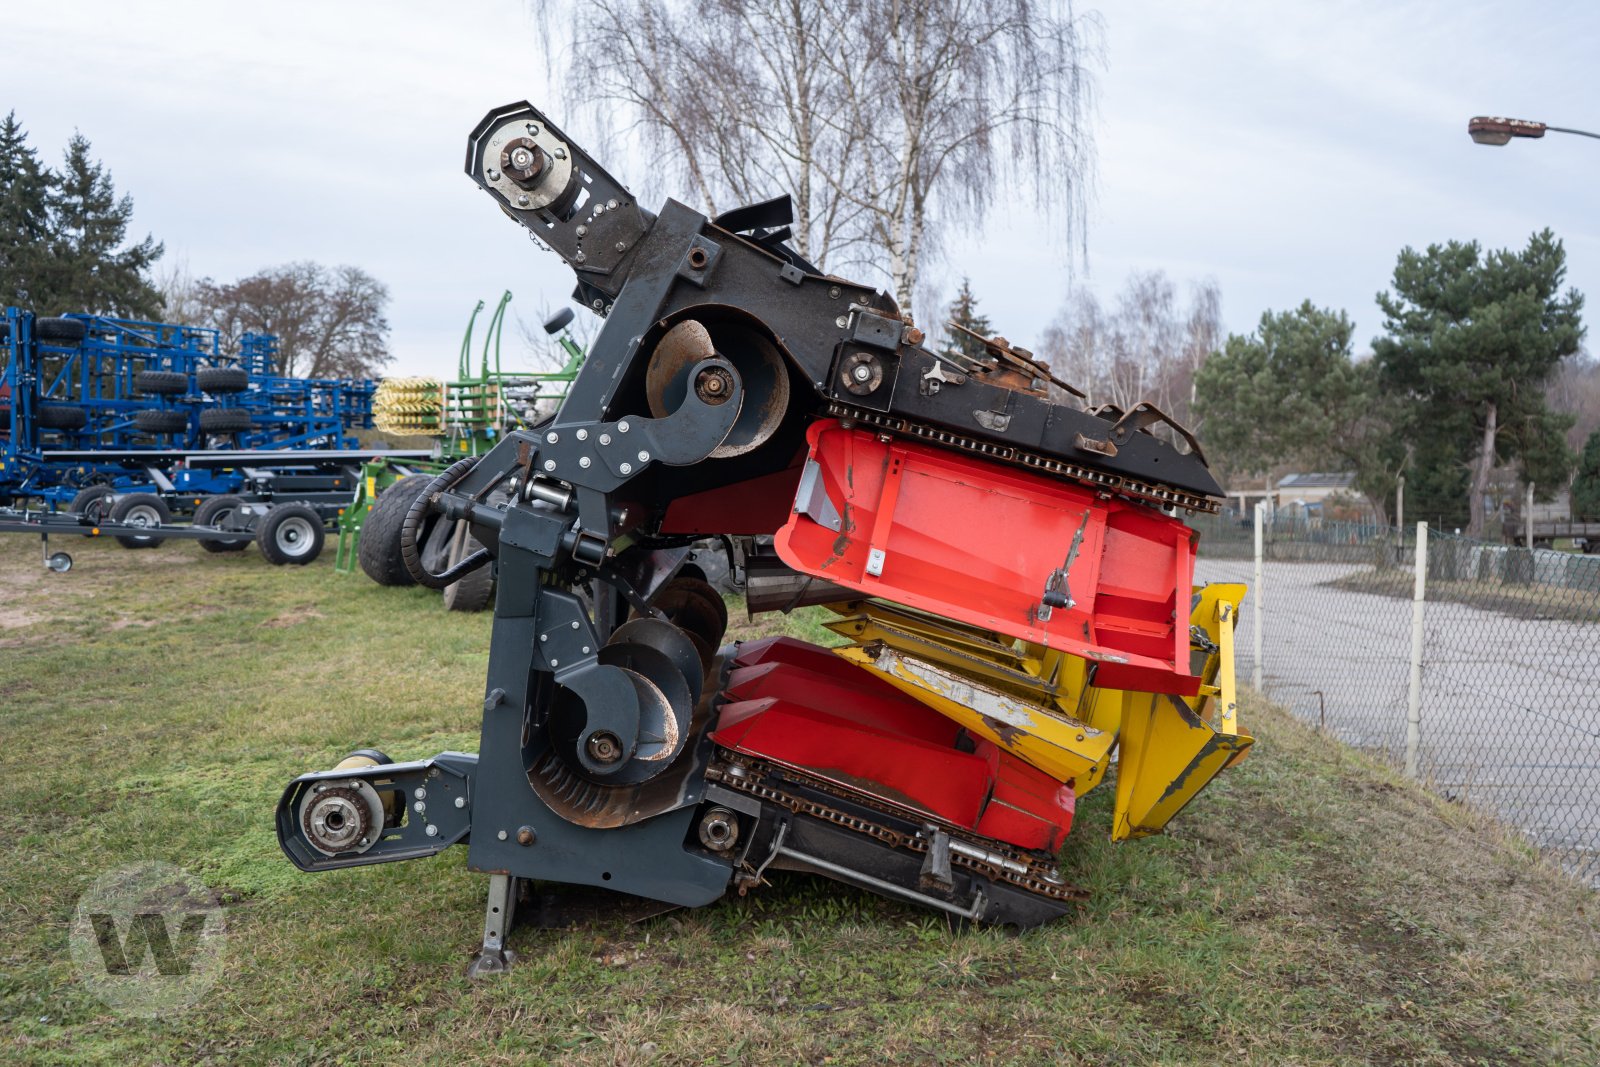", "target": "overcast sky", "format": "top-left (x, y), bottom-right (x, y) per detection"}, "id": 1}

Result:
top-left (9, 1), bottom-right (1598, 376)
